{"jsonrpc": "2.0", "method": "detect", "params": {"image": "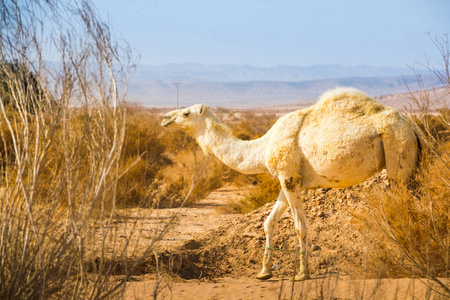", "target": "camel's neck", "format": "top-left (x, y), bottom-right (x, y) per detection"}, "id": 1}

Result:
top-left (194, 117), bottom-right (268, 174)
